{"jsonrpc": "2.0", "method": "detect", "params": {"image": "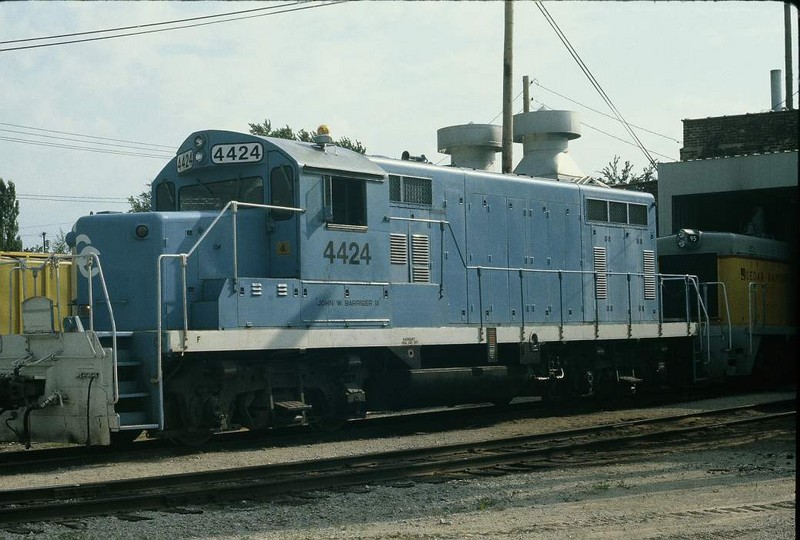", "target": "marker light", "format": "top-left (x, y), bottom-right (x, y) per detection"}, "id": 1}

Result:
top-left (135, 225), bottom-right (149, 239)
top-left (194, 136), bottom-right (204, 148)
top-left (676, 230), bottom-right (686, 248)
top-left (194, 151), bottom-right (204, 162)
top-left (676, 229), bottom-right (701, 249)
